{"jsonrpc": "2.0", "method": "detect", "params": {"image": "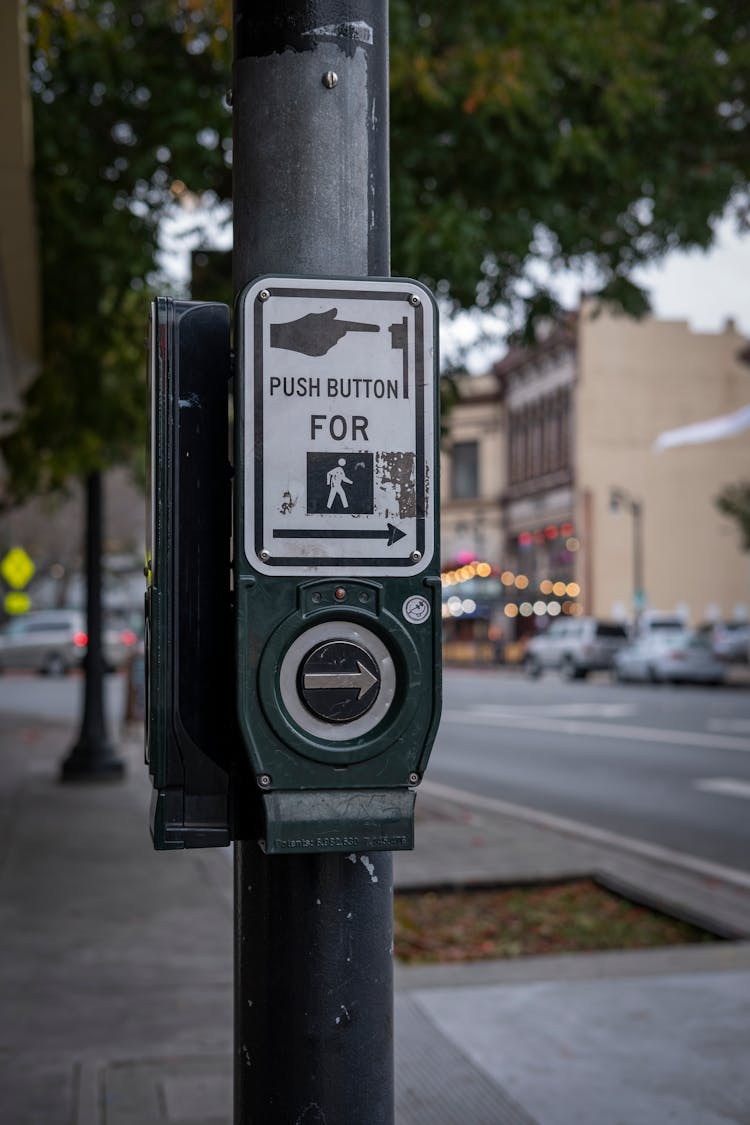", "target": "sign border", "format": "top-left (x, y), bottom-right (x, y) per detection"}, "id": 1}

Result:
top-left (244, 278), bottom-right (435, 574)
